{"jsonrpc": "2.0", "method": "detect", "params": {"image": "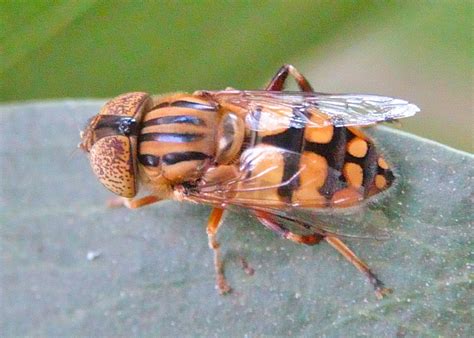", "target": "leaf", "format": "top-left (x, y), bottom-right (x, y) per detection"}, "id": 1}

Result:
top-left (1, 100), bottom-right (472, 336)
